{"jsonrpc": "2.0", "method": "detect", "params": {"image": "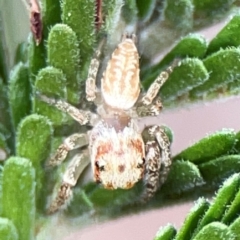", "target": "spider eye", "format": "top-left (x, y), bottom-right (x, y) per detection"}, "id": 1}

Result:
top-left (95, 161), bottom-right (105, 171)
top-left (95, 161), bottom-right (99, 168)
top-left (99, 166), bottom-right (105, 171)
top-left (137, 158), bottom-right (145, 168)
